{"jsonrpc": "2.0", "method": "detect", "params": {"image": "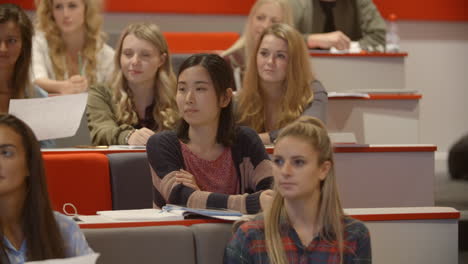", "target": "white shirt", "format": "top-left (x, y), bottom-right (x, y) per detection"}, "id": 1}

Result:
top-left (31, 30), bottom-right (115, 85)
